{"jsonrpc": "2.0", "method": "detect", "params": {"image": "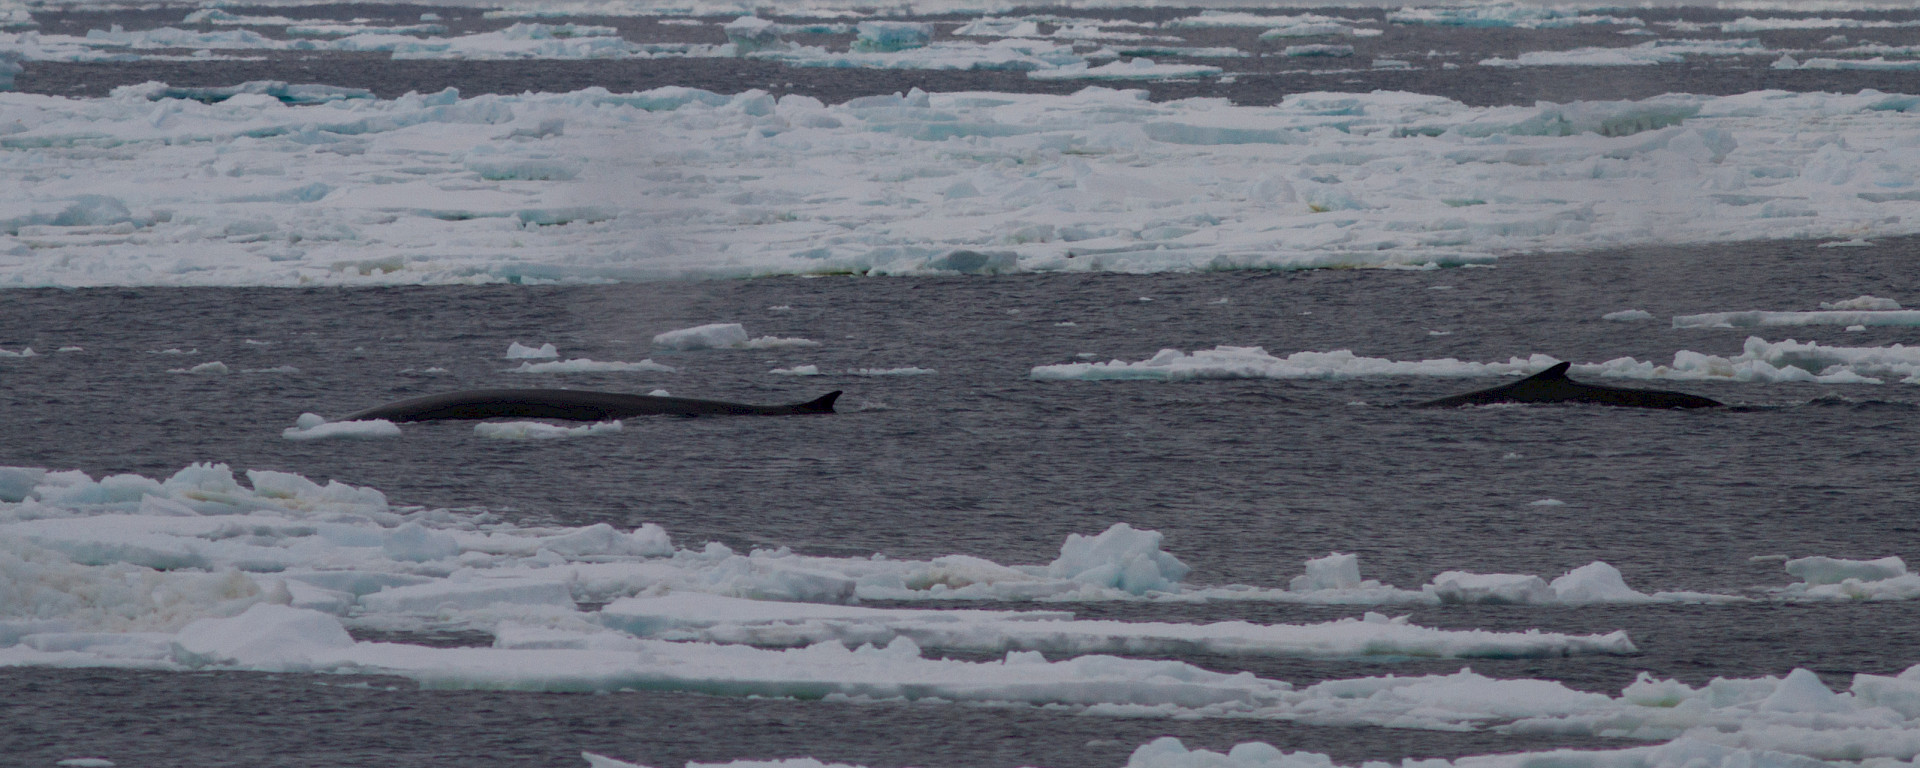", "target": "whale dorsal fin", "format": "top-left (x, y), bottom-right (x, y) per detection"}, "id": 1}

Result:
top-left (1523, 361), bottom-right (1573, 382)
top-left (796, 391), bottom-right (841, 413)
